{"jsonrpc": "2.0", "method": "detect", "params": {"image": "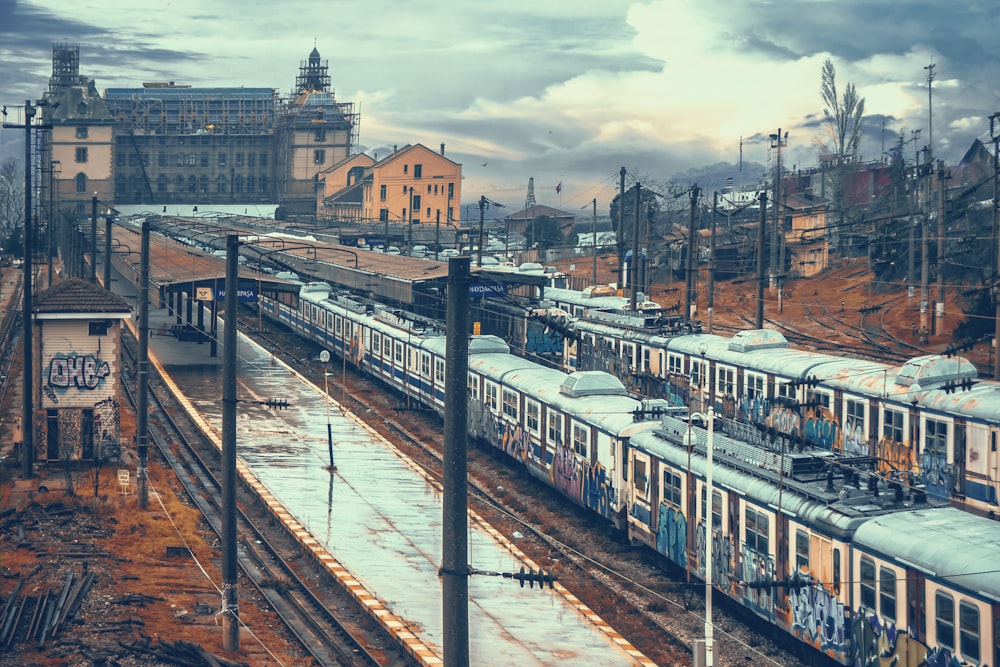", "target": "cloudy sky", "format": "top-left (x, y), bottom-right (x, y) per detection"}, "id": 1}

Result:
top-left (2, 0), bottom-right (999, 217)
